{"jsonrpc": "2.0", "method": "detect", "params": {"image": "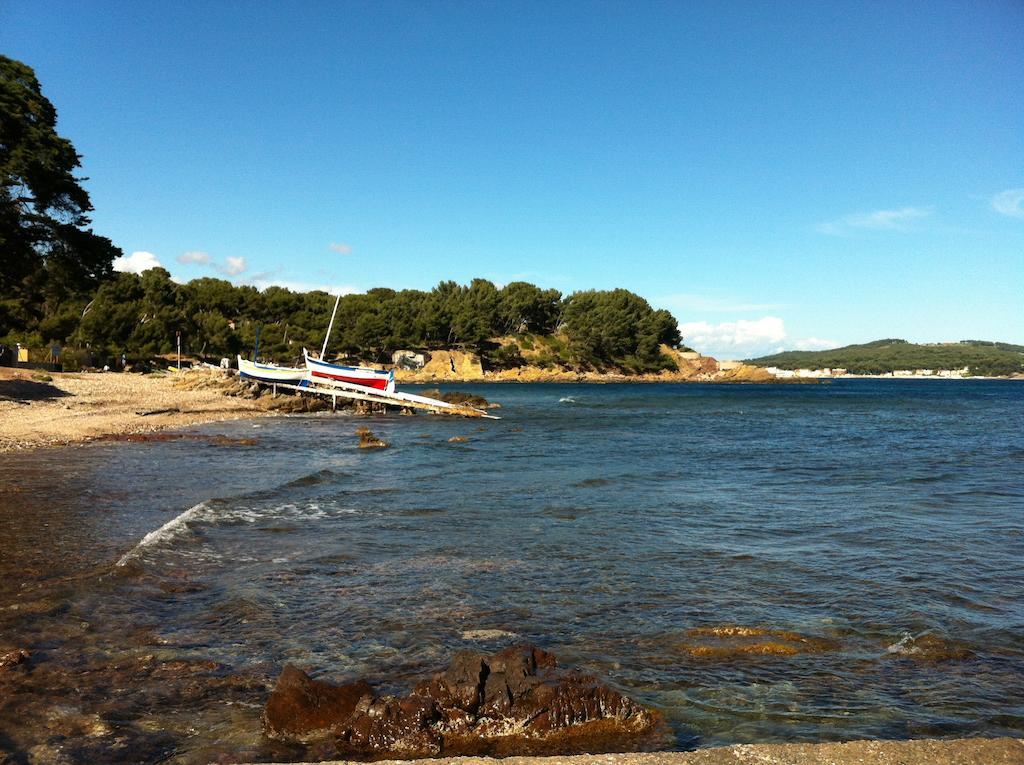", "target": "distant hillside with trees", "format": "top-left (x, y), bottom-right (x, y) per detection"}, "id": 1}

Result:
top-left (748, 339), bottom-right (1024, 377)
